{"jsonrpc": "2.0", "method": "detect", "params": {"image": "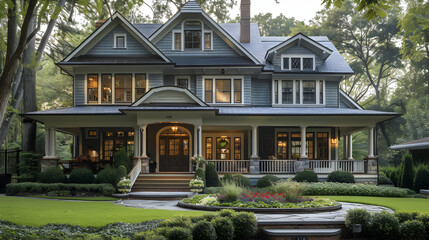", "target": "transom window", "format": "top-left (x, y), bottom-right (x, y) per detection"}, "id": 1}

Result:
top-left (173, 20), bottom-right (212, 51)
top-left (204, 76), bottom-right (243, 104)
top-left (114, 33), bottom-right (127, 48)
top-left (281, 55), bottom-right (315, 71)
top-left (273, 80), bottom-right (325, 105)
